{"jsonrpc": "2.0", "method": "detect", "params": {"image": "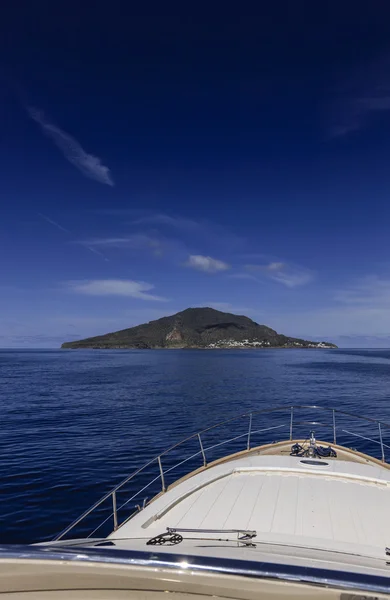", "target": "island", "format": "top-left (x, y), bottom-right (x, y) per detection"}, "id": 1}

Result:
top-left (61, 307), bottom-right (337, 349)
